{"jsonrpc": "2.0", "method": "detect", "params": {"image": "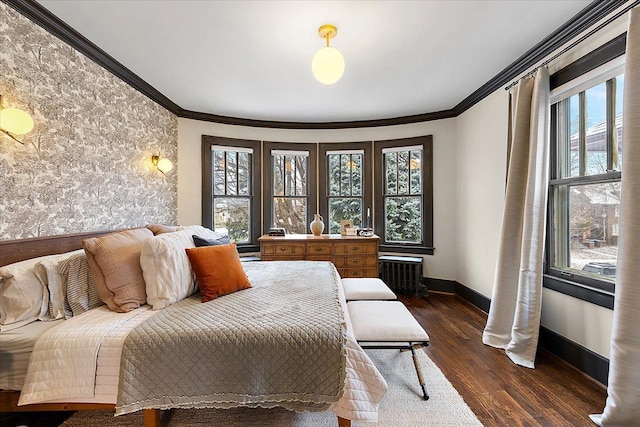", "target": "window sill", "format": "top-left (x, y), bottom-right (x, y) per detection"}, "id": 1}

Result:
top-left (543, 274), bottom-right (614, 310)
top-left (379, 244), bottom-right (434, 255)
